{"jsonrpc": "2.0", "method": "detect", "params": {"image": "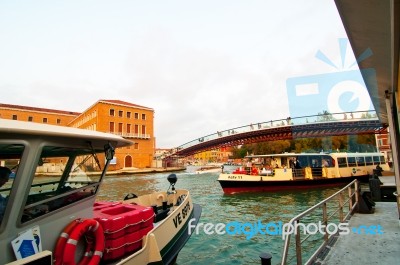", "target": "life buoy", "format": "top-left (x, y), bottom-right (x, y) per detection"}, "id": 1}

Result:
top-left (56, 219), bottom-right (105, 265)
top-left (54, 219), bottom-right (82, 265)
